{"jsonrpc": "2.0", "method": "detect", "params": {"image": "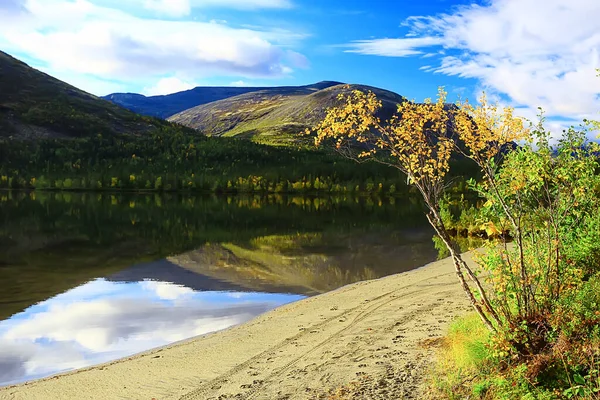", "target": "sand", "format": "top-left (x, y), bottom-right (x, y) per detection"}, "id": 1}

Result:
top-left (0, 253), bottom-right (475, 400)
